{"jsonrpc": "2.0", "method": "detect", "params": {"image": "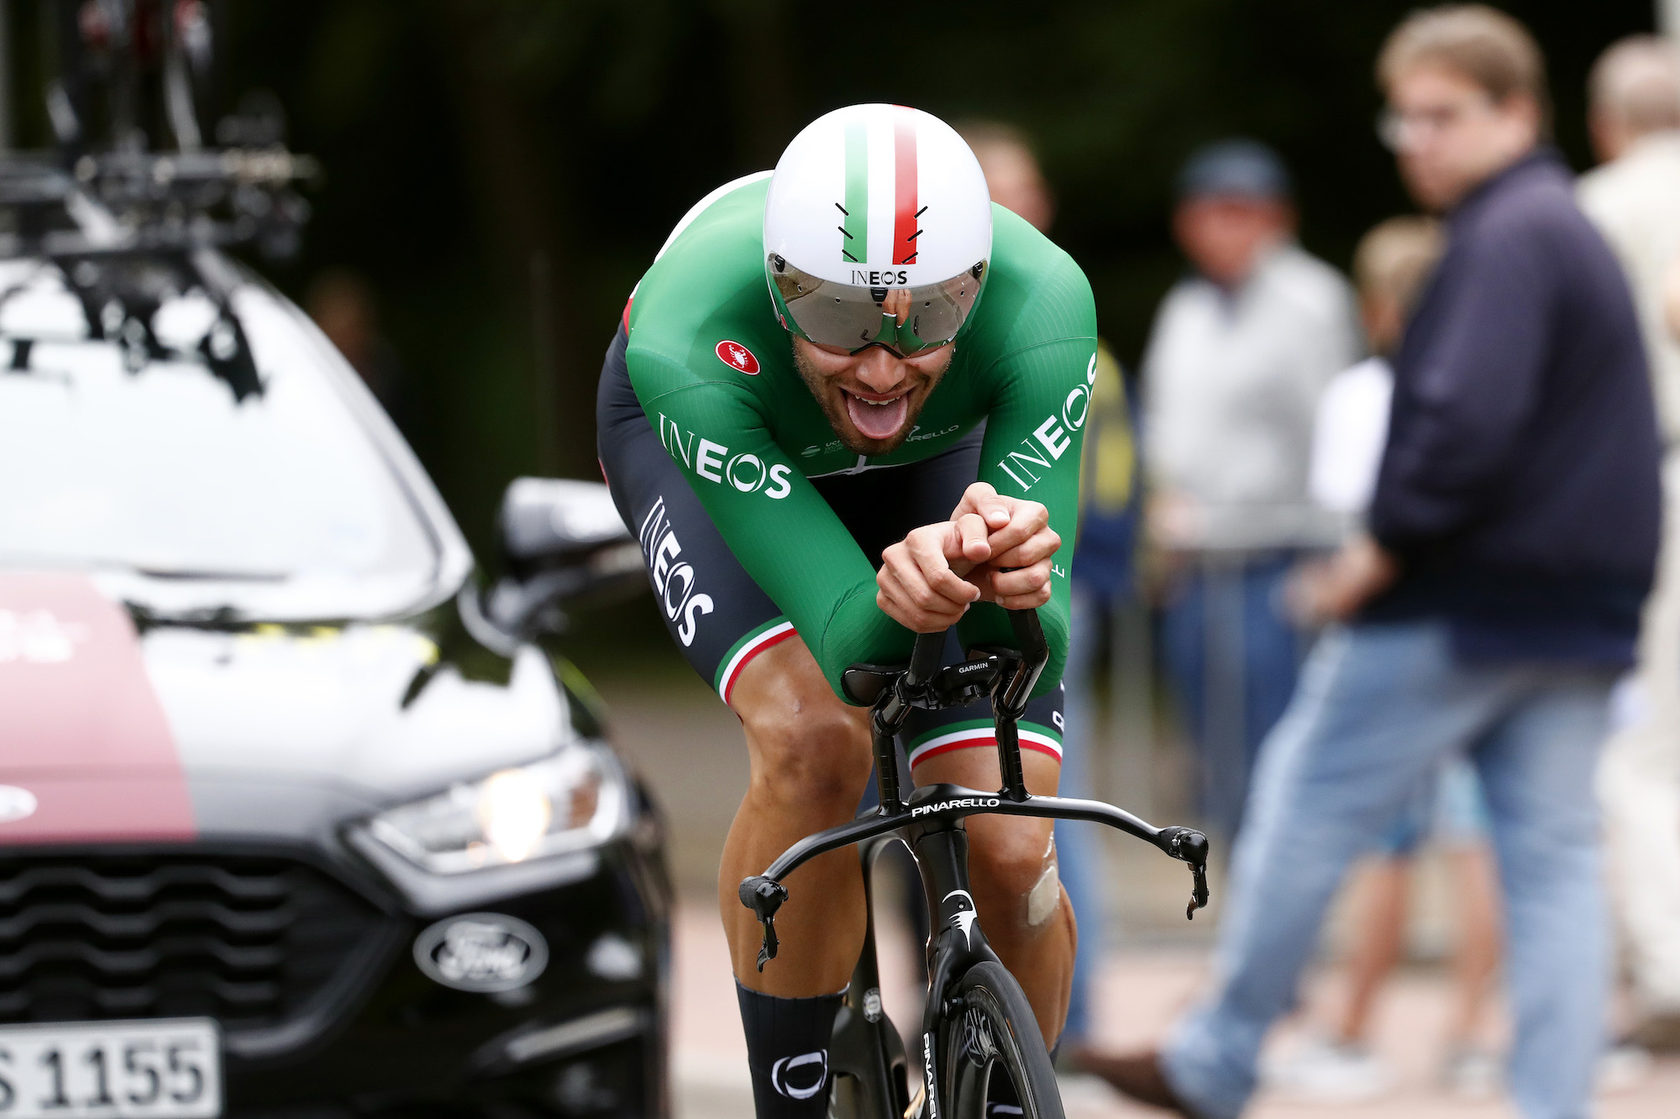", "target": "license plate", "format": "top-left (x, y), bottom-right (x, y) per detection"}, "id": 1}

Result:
top-left (0, 1020), bottom-right (220, 1118)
